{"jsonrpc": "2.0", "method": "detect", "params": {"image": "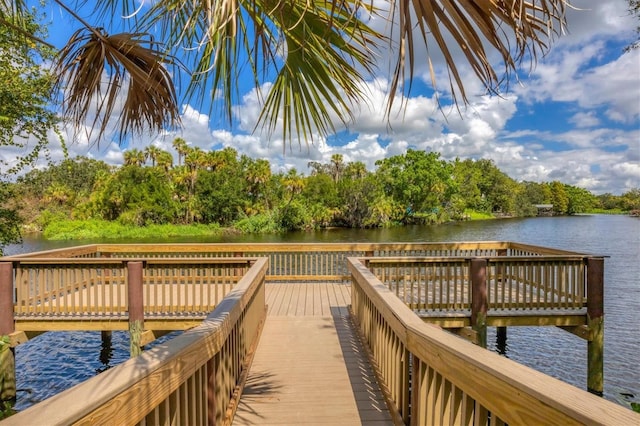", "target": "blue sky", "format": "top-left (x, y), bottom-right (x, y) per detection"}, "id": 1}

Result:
top-left (5, 0), bottom-right (639, 195)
